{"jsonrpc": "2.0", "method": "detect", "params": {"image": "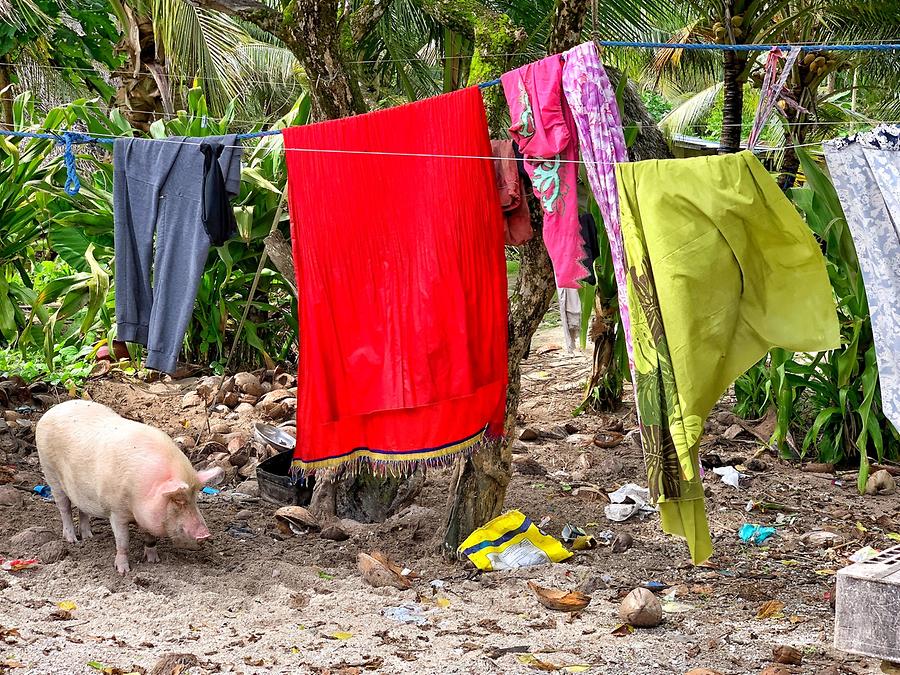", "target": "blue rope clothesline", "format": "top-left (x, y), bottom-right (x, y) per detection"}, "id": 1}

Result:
top-left (2, 38), bottom-right (899, 195)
